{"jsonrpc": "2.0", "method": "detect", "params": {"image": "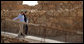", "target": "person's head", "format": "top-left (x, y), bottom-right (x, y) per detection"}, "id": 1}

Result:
top-left (20, 10), bottom-right (27, 15)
